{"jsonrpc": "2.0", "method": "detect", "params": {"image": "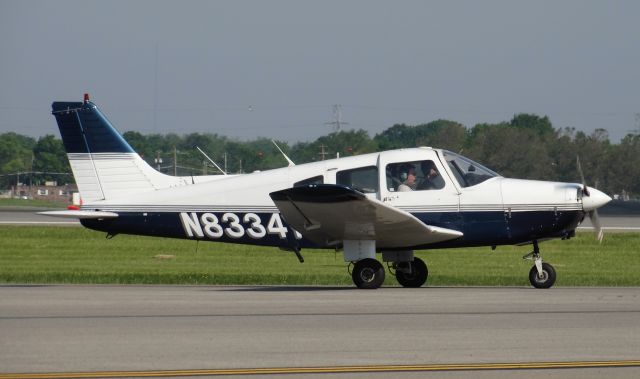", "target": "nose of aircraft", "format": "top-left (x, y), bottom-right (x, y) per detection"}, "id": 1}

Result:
top-left (582, 187), bottom-right (612, 211)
